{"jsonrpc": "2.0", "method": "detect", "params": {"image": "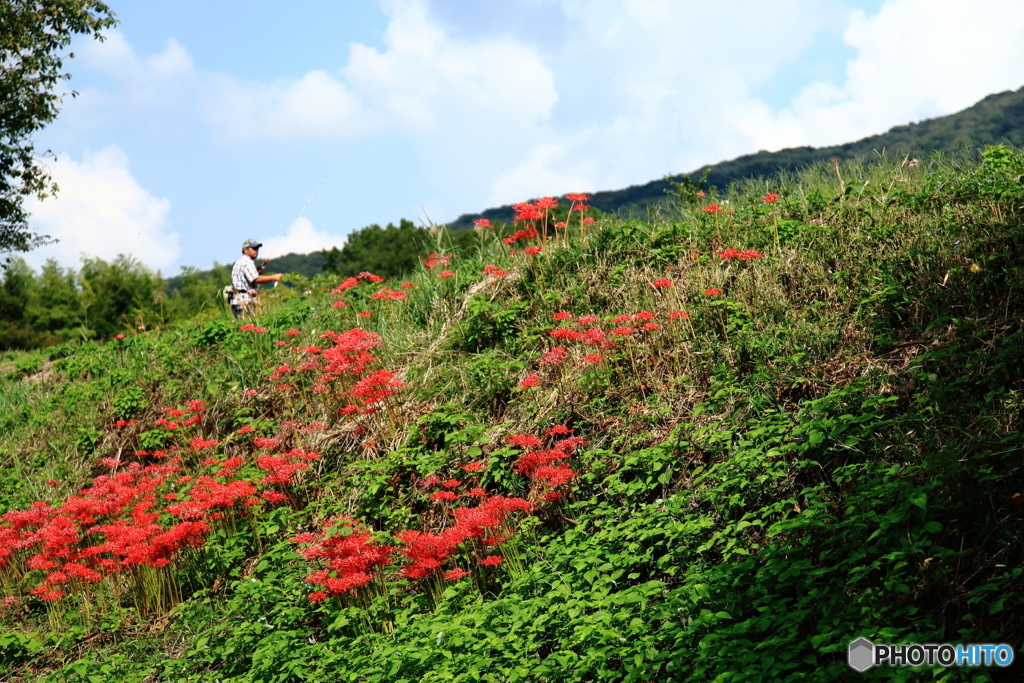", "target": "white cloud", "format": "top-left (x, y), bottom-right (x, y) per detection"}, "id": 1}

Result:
top-left (23, 147), bottom-right (179, 272)
top-left (48, 0), bottom-right (1024, 265)
top-left (260, 217), bottom-right (346, 257)
top-left (710, 0), bottom-right (1024, 152)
